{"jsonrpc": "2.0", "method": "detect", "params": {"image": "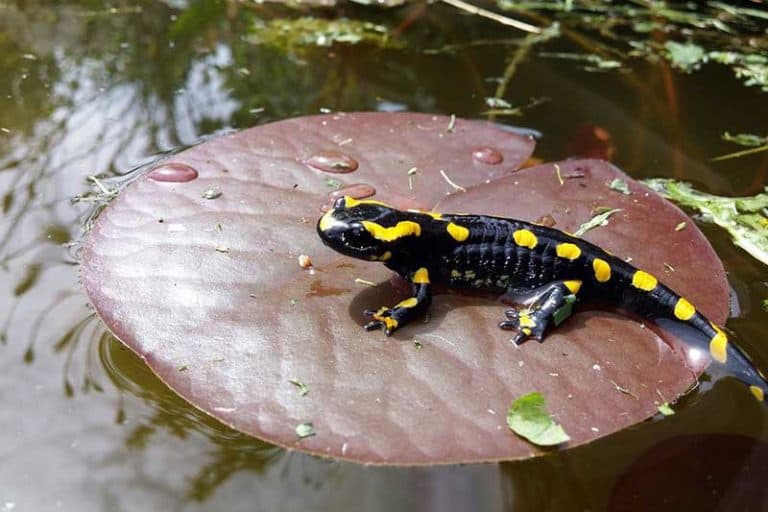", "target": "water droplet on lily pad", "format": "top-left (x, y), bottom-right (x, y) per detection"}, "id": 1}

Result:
top-left (304, 150), bottom-right (358, 174)
top-left (147, 163), bottom-right (199, 182)
top-left (472, 147), bottom-right (504, 165)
